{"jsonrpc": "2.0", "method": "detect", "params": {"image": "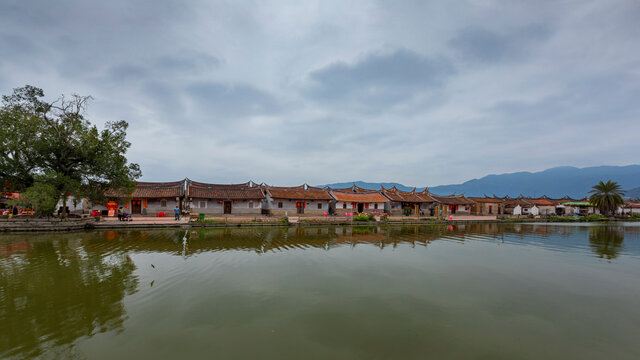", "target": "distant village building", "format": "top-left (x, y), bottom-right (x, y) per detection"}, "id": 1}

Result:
top-left (264, 185), bottom-right (333, 216)
top-left (619, 201), bottom-right (640, 215)
top-left (380, 186), bottom-right (436, 216)
top-left (330, 185), bottom-right (389, 215)
top-left (502, 197), bottom-right (533, 216)
top-left (468, 197), bottom-right (503, 215)
top-left (106, 180), bottom-right (185, 215)
top-left (430, 195), bottom-right (475, 216)
top-left (526, 197), bottom-right (556, 216)
top-left (186, 180), bottom-right (264, 215)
